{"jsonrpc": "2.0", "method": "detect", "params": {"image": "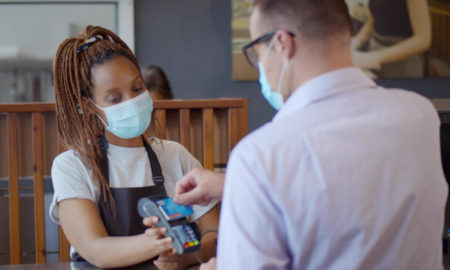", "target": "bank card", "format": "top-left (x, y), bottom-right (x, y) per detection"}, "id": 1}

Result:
top-left (157, 197), bottom-right (194, 221)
